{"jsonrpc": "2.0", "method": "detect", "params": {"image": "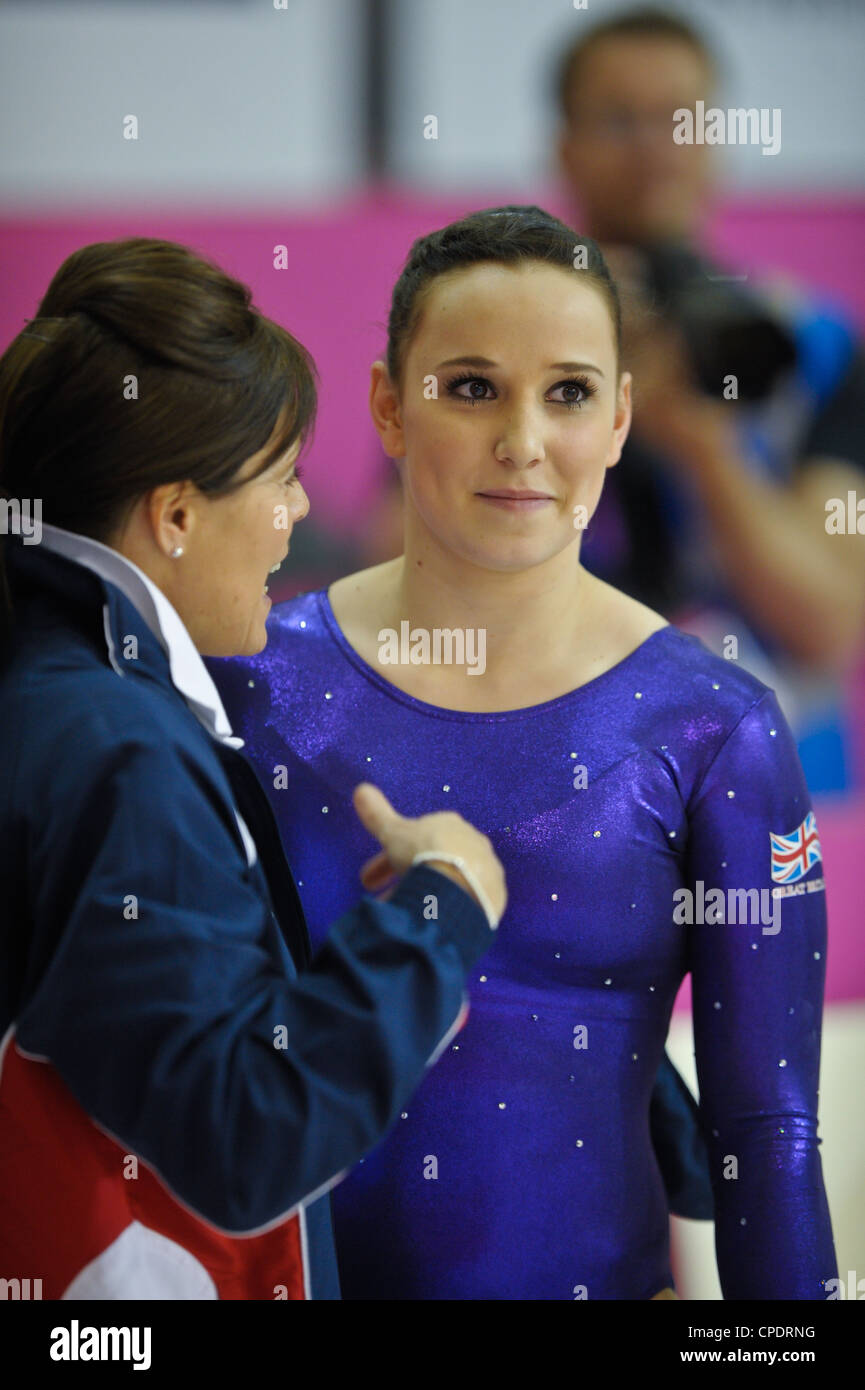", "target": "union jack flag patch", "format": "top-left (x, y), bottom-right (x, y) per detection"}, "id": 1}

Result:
top-left (770, 810), bottom-right (822, 884)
